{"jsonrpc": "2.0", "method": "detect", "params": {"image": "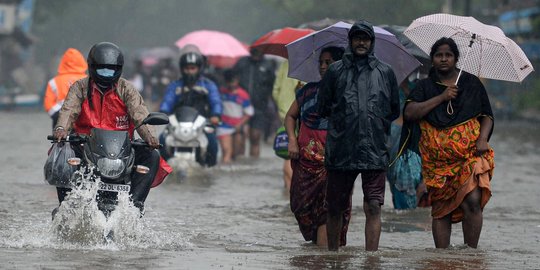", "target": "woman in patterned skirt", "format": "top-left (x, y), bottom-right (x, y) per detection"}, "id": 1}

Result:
top-left (285, 46), bottom-right (347, 246)
top-left (404, 37), bottom-right (495, 248)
